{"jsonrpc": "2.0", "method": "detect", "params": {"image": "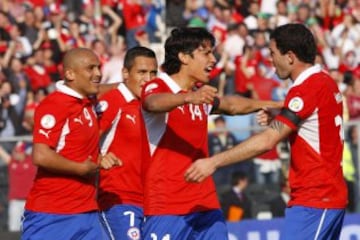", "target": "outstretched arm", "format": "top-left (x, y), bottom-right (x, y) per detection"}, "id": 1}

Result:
top-left (143, 85), bottom-right (218, 112)
top-left (215, 95), bottom-right (283, 115)
top-left (184, 119), bottom-right (292, 182)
